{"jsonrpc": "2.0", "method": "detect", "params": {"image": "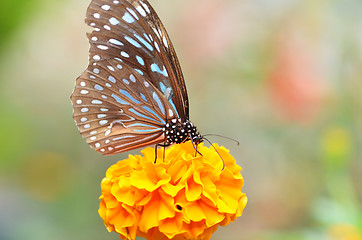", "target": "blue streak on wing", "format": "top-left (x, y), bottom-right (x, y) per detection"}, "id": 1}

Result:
top-left (143, 33), bottom-right (151, 42)
top-left (127, 123), bottom-right (162, 132)
top-left (152, 92), bottom-right (165, 115)
top-left (159, 82), bottom-right (167, 93)
top-left (136, 56), bottom-right (145, 65)
top-left (94, 84), bottom-right (103, 91)
top-left (140, 93), bottom-right (148, 102)
top-left (125, 36), bottom-right (141, 48)
top-left (112, 94), bottom-right (129, 105)
top-left (159, 82), bottom-right (172, 100)
top-left (142, 106), bottom-right (166, 124)
top-left (151, 63), bottom-right (168, 77)
top-left (134, 34), bottom-right (154, 51)
top-left (129, 108), bottom-right (159, 123)
top-left (122, 12), bottom-right (135, 23)
top-left (119, 89), bottom-right (141, 104)
top-left (169, 99), bottom-right (179, 117)
top-left (135, 69), bottom-right (144, 75)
